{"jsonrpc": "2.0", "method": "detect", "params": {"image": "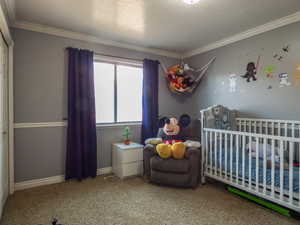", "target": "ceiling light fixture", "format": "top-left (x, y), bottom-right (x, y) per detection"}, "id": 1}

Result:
top-left (183, 0), bottom-right (201, 5)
